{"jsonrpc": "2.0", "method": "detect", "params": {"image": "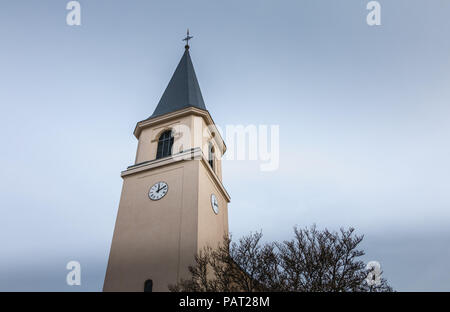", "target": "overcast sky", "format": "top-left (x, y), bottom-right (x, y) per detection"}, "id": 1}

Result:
top-left (1, 0), bottom-right (449, 291)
